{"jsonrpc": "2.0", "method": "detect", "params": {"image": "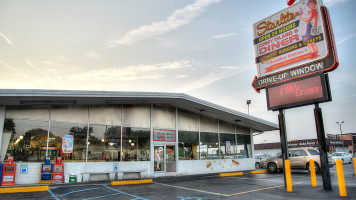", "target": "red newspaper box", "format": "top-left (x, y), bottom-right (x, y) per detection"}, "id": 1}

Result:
top-left (52, 157), bottom-right (64, 183)
top-left (2, 156), bottom-right (17, 186)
